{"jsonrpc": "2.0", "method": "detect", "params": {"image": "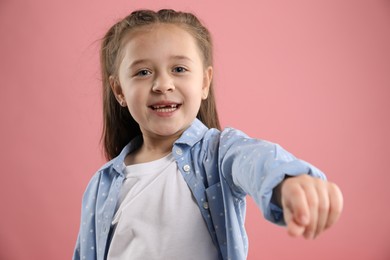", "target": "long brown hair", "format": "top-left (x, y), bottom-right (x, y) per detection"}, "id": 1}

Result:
top-left (100, 9), bottom-right (221, 160)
